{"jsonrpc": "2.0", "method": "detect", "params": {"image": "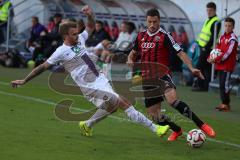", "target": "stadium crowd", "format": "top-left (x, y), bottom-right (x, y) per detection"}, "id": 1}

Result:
top-left (22, 14), bottom-right (189, 69)
top-left (1, 1), bottom-right (239, 113)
